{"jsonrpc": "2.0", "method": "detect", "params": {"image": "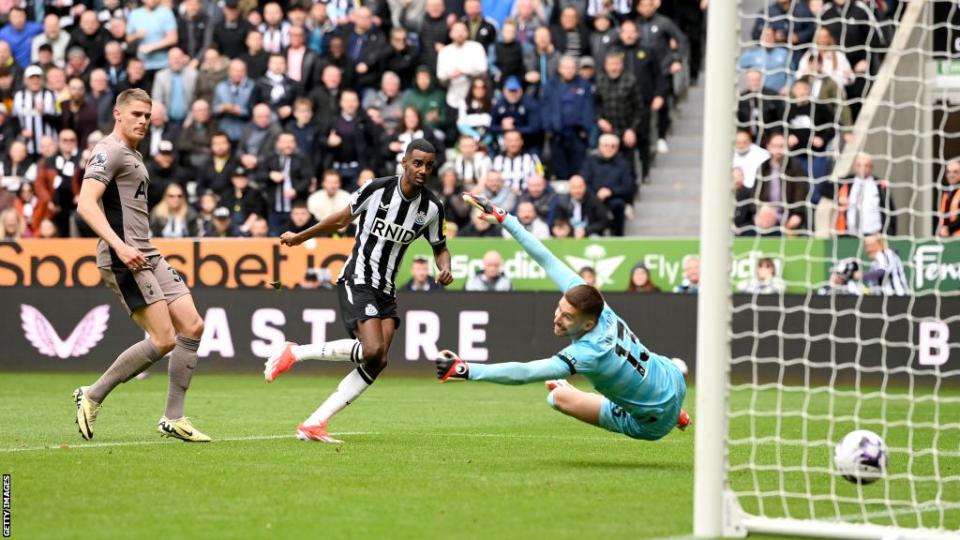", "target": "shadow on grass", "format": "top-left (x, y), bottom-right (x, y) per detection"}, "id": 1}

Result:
top-left (554, 459), bottom-right (689, 472)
